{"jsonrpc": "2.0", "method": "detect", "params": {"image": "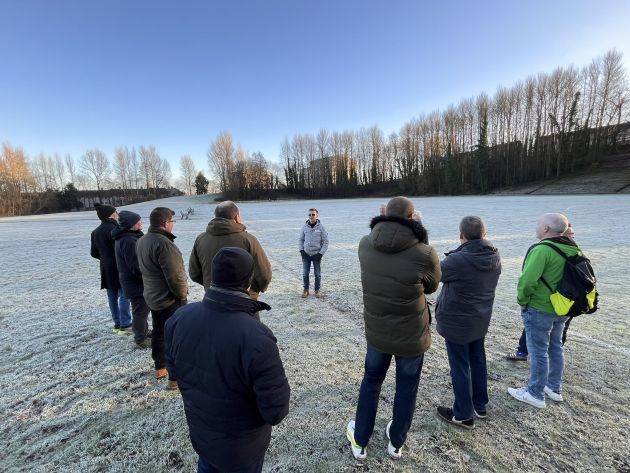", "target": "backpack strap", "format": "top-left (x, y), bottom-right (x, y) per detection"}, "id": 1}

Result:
top-left (537, 241), bottom-right (570, 260)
